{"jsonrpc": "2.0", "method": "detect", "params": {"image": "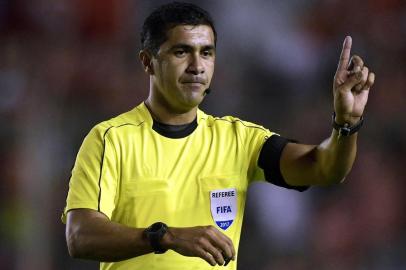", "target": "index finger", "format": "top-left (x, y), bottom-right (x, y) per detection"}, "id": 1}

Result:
top-left (337, 36), bottom-right (352, 72)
